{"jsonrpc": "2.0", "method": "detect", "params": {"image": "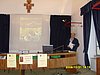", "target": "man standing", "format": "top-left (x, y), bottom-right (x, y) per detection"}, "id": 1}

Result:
top-left (67, 33), bottom-right (79, 51)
